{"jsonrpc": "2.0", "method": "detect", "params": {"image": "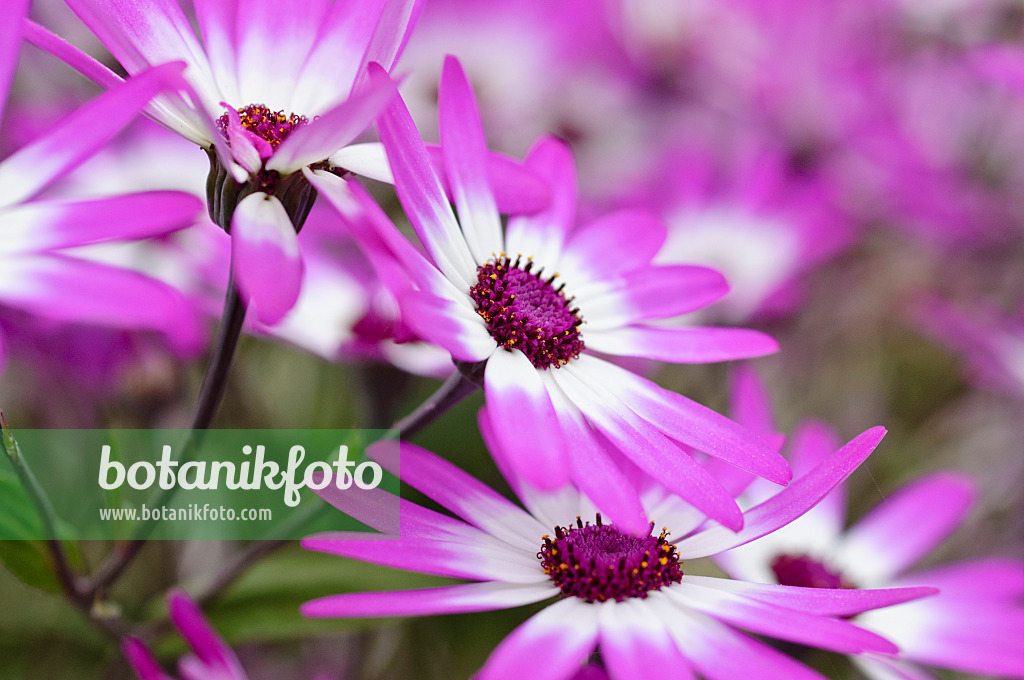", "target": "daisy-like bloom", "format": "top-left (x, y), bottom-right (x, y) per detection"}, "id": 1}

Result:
top-left (638, 144), bottom-right (852, 322)
top-left (713, 367), bottom-right (1024, 680)
top-left (28, 0), bottom-right (425, 323)
top-left (0, 0), bottom-right (203, 370)
top-left (300, 427), bottom-right (938, 680)
top-left (309, 56), bottom-right (789, 533)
